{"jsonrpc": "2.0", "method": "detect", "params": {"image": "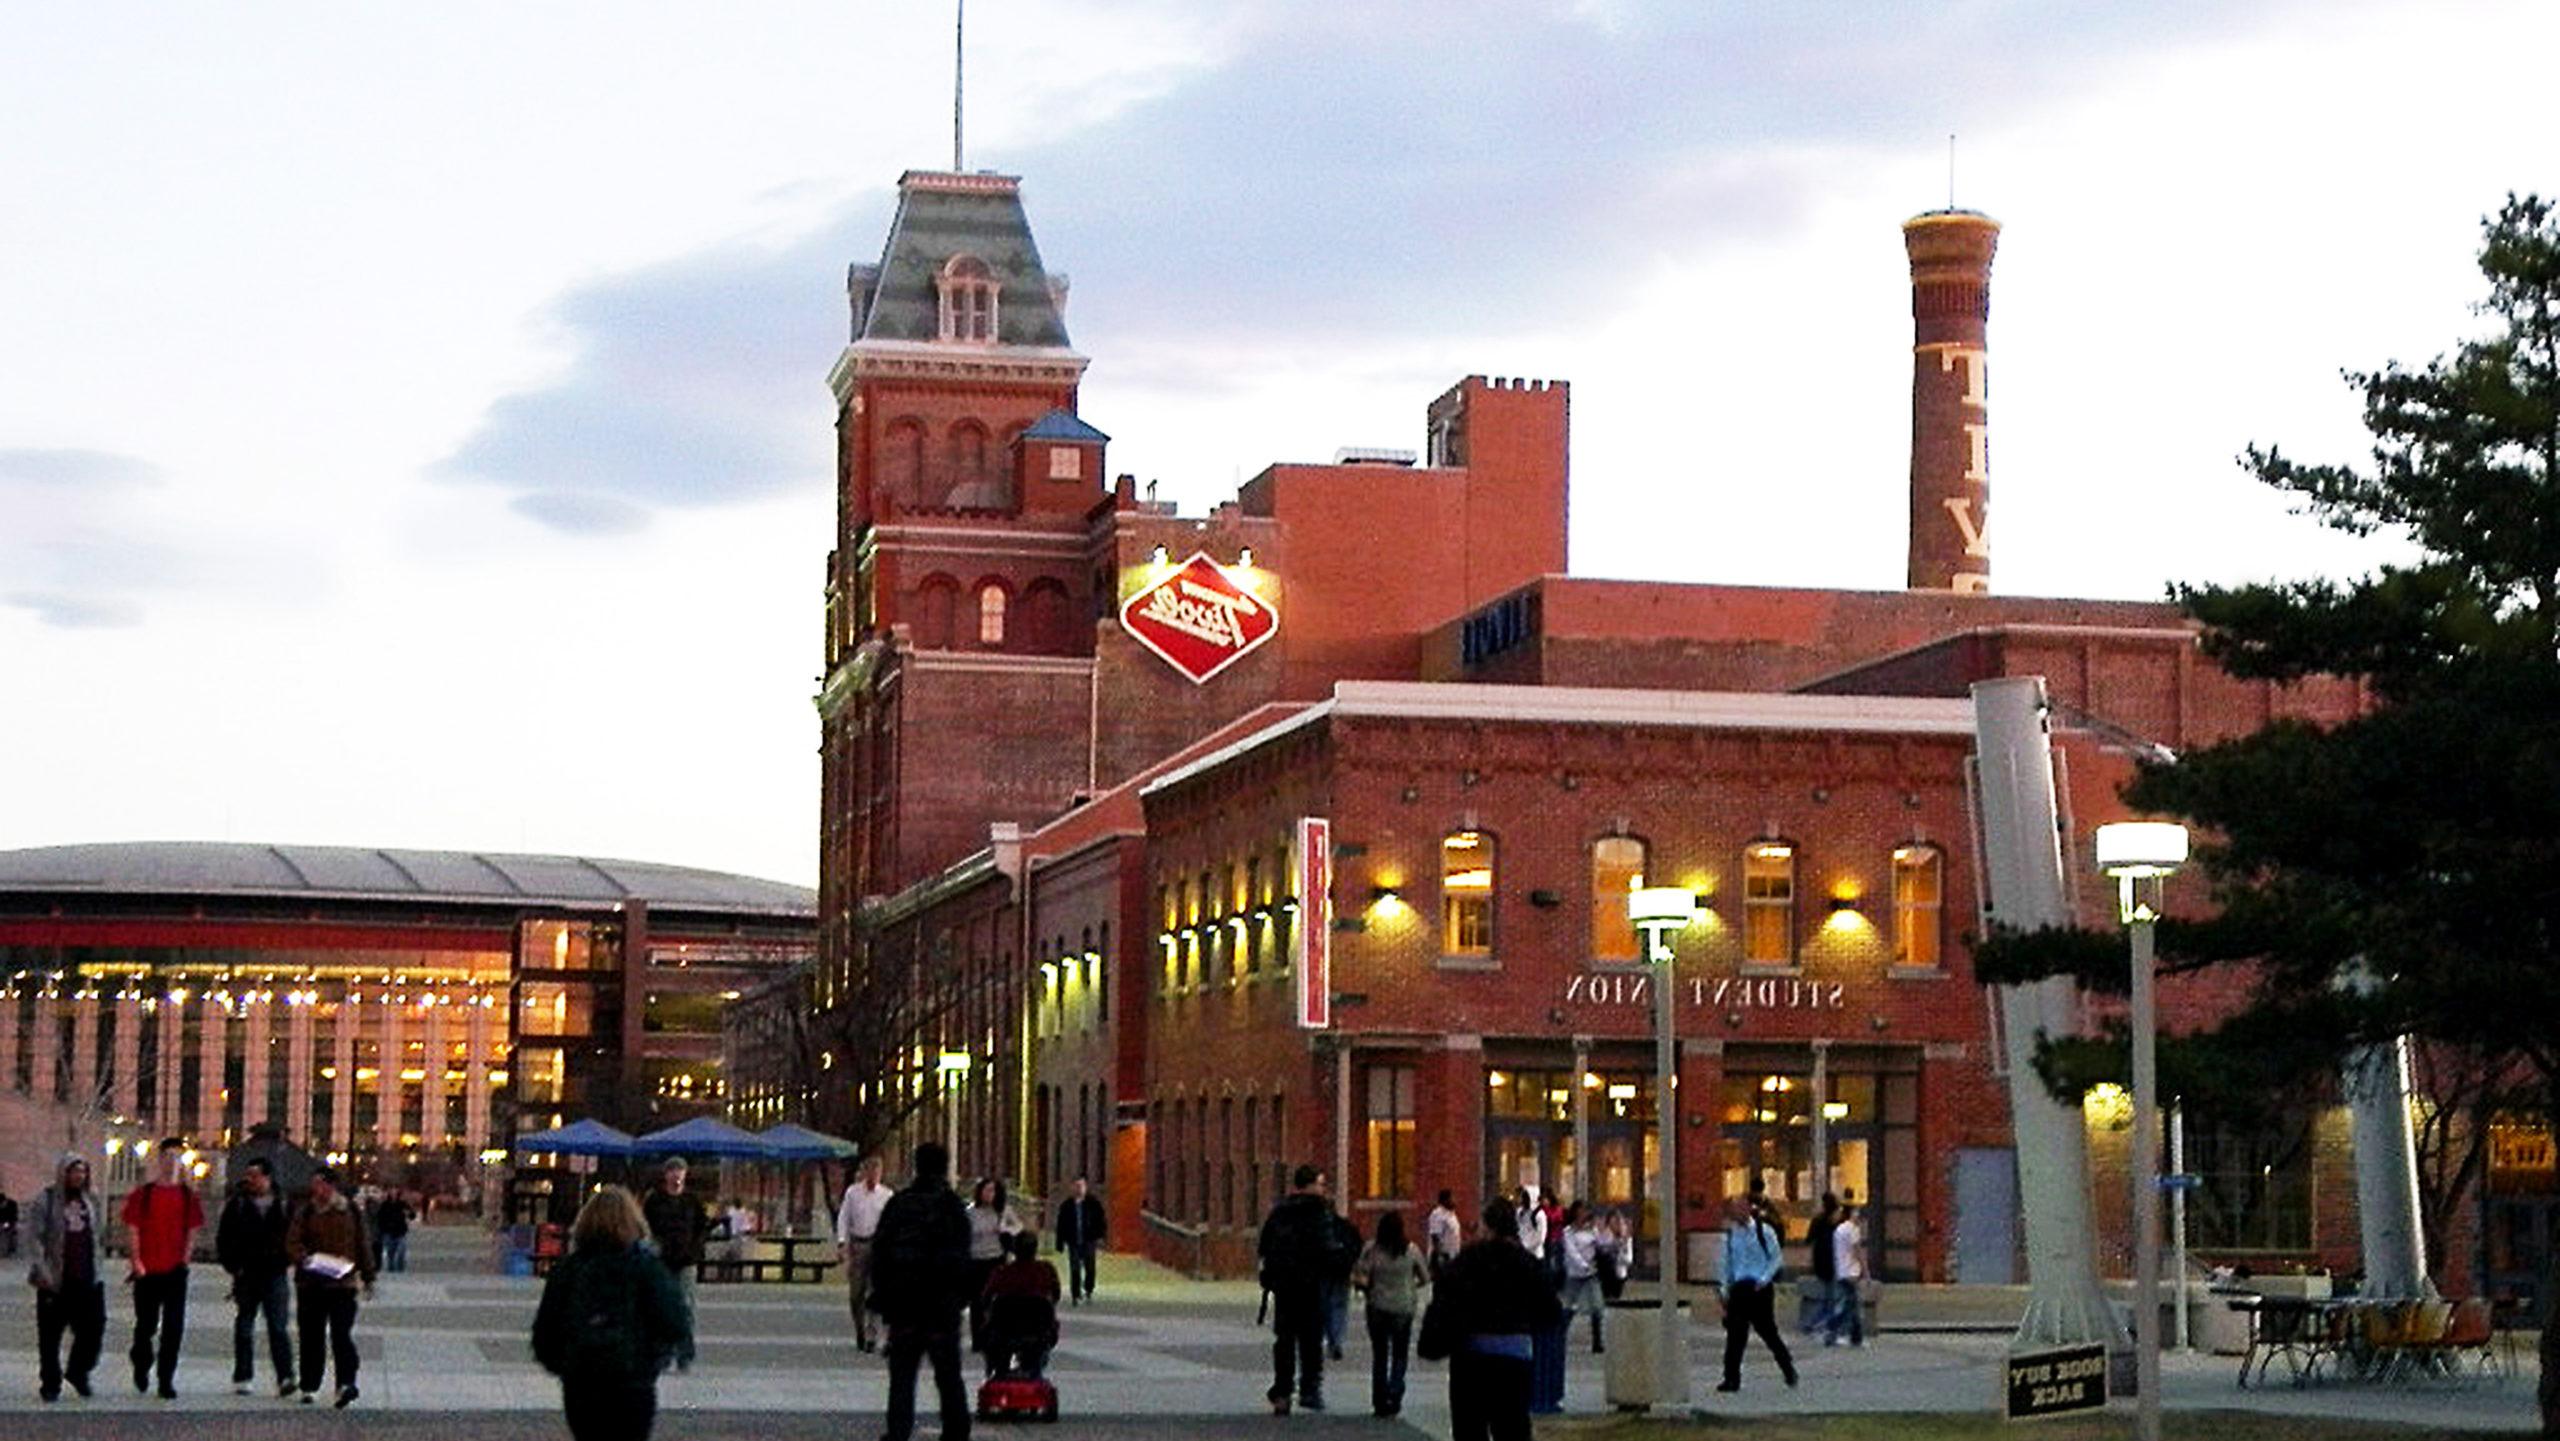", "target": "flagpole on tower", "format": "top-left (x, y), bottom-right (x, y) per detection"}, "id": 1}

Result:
top-left (953, 0), bottom-right (966, 171)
